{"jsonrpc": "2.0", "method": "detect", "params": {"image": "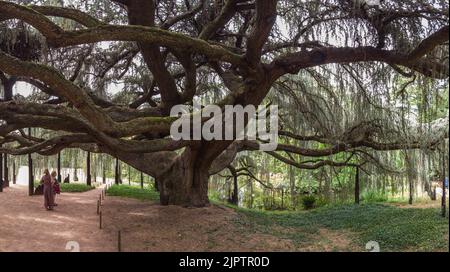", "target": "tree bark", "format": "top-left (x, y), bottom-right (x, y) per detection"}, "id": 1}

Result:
top-left (156, 148), bottom-right (210, 207)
